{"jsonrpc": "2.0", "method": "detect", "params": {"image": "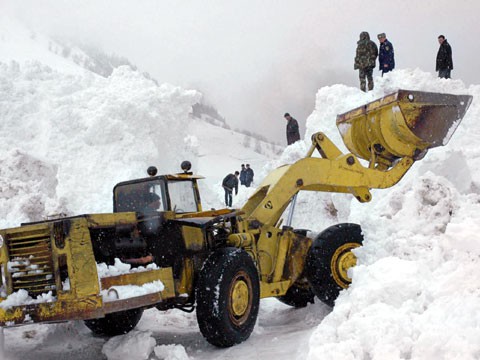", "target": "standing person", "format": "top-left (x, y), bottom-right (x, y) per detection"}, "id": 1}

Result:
top-left (222, 171), bottom-right (239, 207)
top-left (436, 35), bottom-right (453, 79)
top-left (245, 164), bottom-right (254, 188)
top-left (284, 113), bottom-right (300, 145)
top-left (239, 164), bottom-right (247, 186)
top-left (377, 32), bottom-right (395, 76)
top-left (354, 31), bottom-right (378, 92)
